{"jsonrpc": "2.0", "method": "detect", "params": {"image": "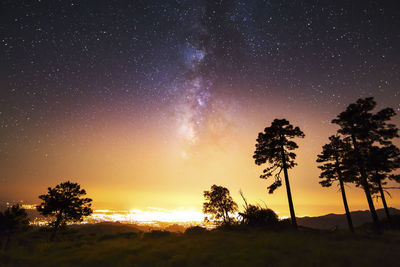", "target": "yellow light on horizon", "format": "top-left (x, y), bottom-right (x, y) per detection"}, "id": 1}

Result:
top-left (87, 208), bottom-right (205, 223)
